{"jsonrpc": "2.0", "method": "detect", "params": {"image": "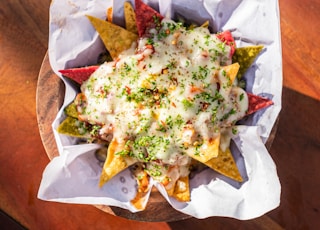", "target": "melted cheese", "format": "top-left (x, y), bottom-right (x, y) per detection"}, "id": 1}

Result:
top-left (79, 19), bottom-right (248, 181)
